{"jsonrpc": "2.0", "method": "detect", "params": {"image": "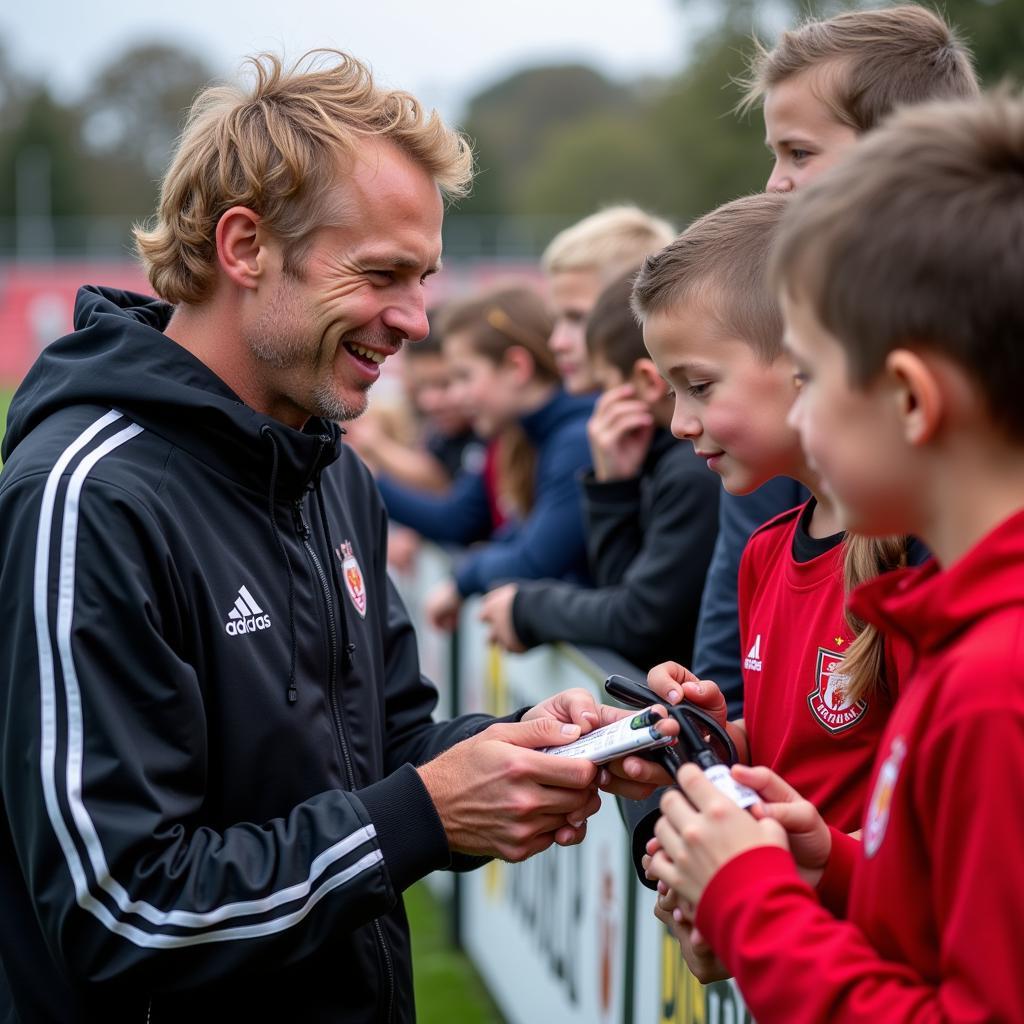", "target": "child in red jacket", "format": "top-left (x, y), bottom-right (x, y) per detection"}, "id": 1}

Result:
top-left (649, 92), bottom-right (1024, 1022)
